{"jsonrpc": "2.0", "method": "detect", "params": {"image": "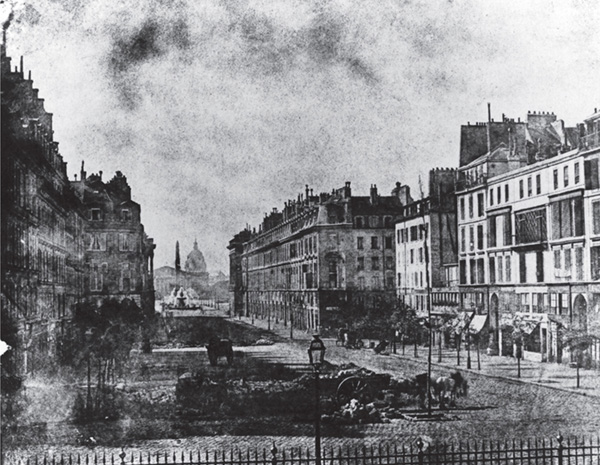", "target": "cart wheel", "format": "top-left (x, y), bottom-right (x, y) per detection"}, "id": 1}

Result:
top-left (336, 376), bottom-right (374, 406)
